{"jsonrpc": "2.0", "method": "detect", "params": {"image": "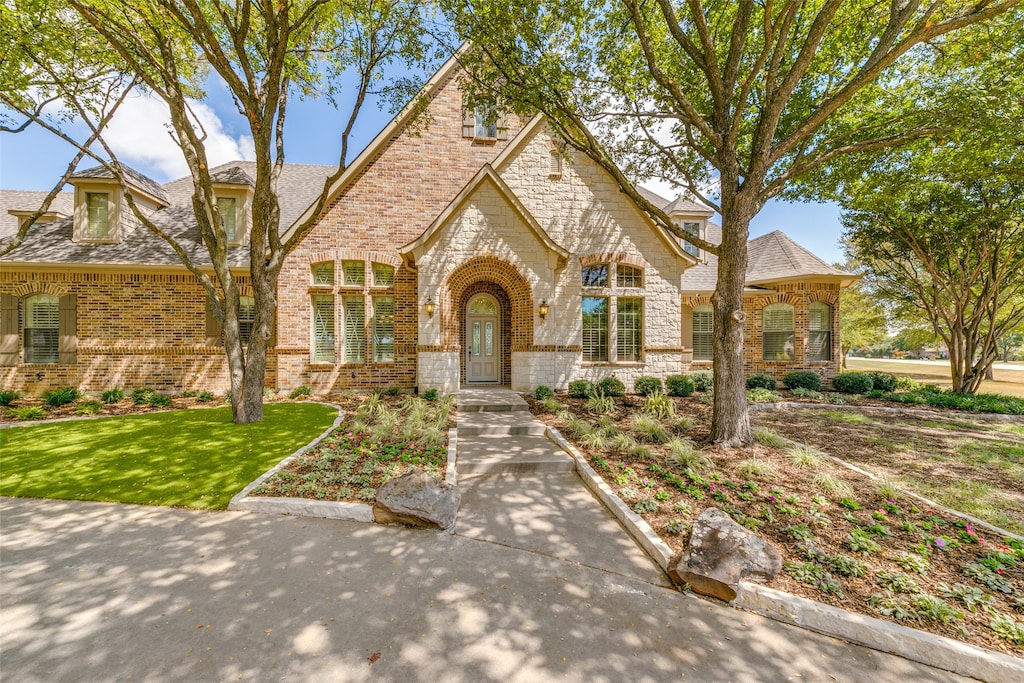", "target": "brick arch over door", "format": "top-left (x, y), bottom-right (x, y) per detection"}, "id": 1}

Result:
top-left (441, 256), bottom-right (534, 385)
